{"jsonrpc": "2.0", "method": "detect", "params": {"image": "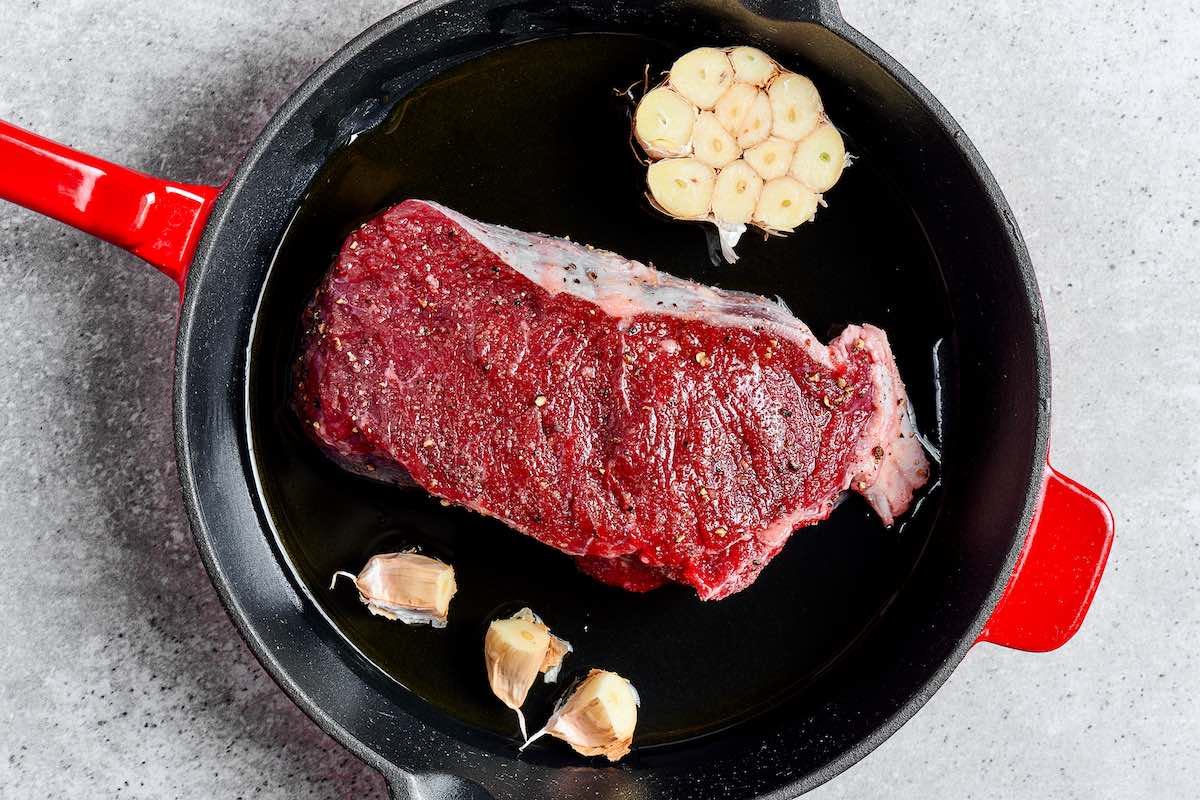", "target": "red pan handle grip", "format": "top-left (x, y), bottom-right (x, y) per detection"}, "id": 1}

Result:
top-left (977, 463), bottom-right (1114, 651)
top-left (0, 119), bottom-right (218, 287)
